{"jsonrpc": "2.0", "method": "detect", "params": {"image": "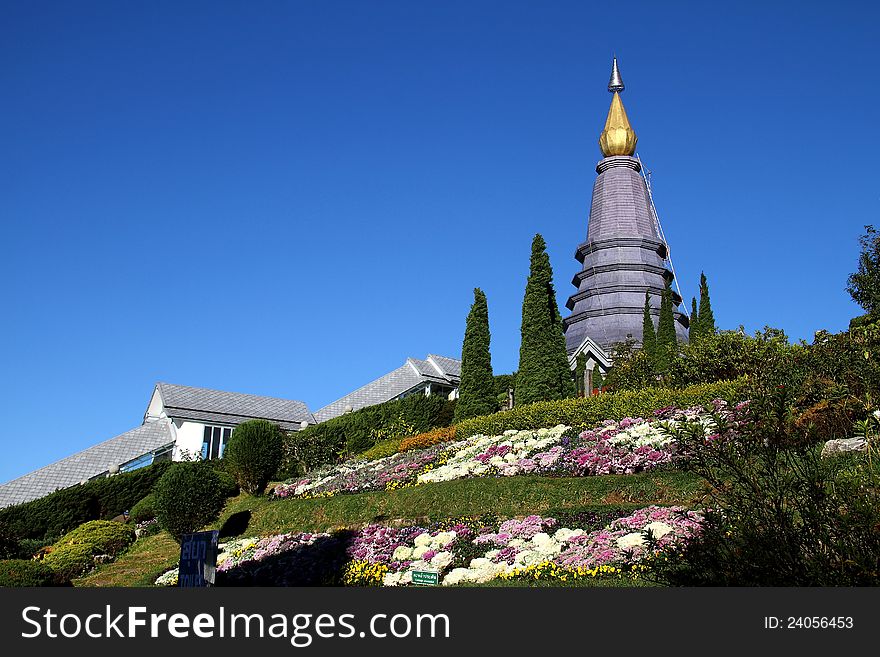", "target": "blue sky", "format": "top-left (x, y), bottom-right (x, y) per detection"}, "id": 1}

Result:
top-left (1, 1), bottom-right (877, 483)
